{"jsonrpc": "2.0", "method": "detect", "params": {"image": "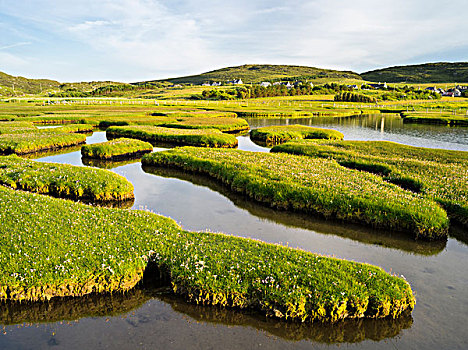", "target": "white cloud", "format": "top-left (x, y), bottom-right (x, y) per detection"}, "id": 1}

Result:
top-left (0, 0), bottom-right (467, 81)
